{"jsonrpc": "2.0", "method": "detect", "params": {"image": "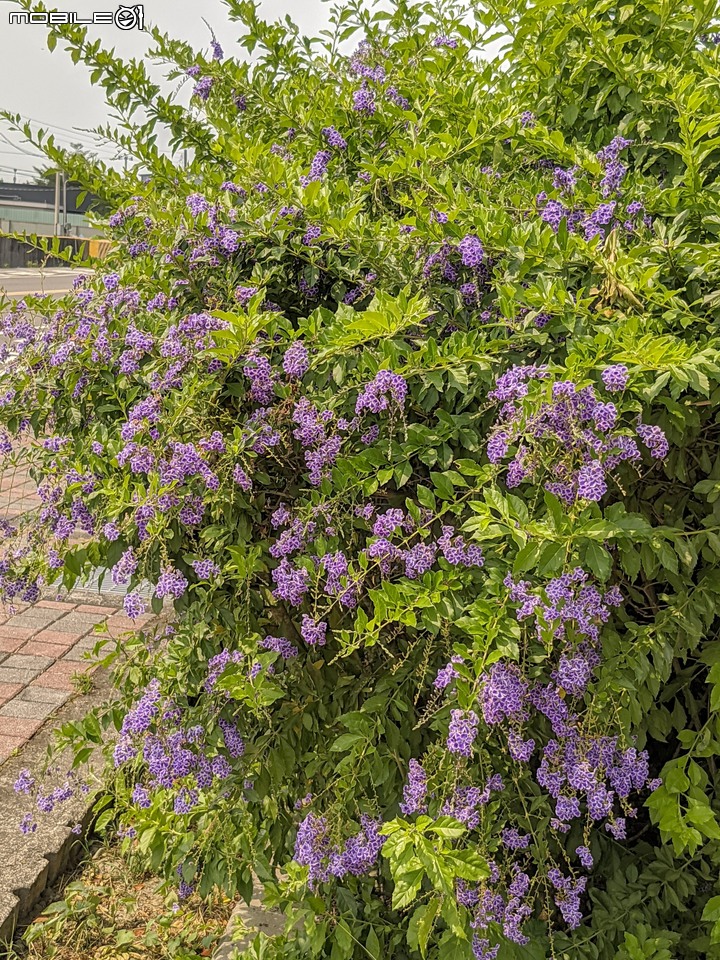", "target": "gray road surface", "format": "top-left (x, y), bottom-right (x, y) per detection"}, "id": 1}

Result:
top-left (0, 267), bottom-right (90, 298)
